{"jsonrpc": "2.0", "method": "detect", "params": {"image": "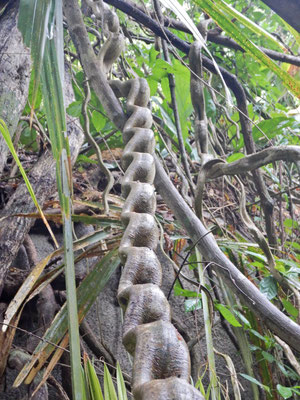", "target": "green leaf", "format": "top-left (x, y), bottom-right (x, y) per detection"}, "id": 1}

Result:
top-left (161, 77), bottom-right (171, 103)
top-left (215, 303), bottom-right (242, 327)
top-left (252, 117), bottom-right (294, 143)
top-left (281, 299), bottom-right (299, 318)
top-left (276, 384), bottom-right (293, 399)
top-left (174, 60), bottom-right (193, 140)
top-left (259, 276), bottom-right (278, 300)
top-left (174, 284), bottom-right (199, 298)
top-left (18, 0), bottom-right (52, 112)
top-left (116, 362), bottom-right (128, 400)
top-left (0, 119), bottom-right (58, 247)
top-left (151, 59), bottom-right (174, 80)
top-left (212, 0), bottom-right (285, 51)
top-left (67, 101), bottom-right (83, 117)
top-left (261, 351), bottom-right (274, 363)
top-left (184, 298), bottom-right (202, 312)
top-left (92, 111), bottom-right (106, 131)
top-left (104, 364), bottom-right (117, 400)
top-left (84, 356), bottom-right (104, 400)
top-left (147, 77), bottom-right (158, 97)
top-left (240, 373), bottom-right (271, 394)
top-left (226, 153), bottom-right (245, 163)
